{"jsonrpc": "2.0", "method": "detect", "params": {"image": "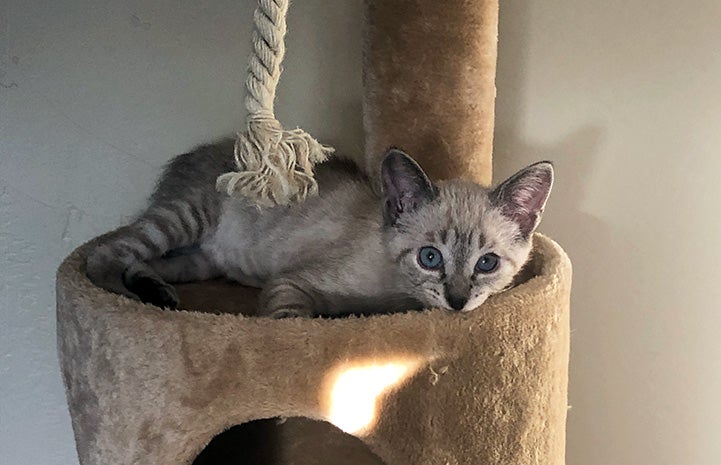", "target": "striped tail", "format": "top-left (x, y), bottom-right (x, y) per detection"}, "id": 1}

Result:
top-left (85, 197), bottom-right (218, 305)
